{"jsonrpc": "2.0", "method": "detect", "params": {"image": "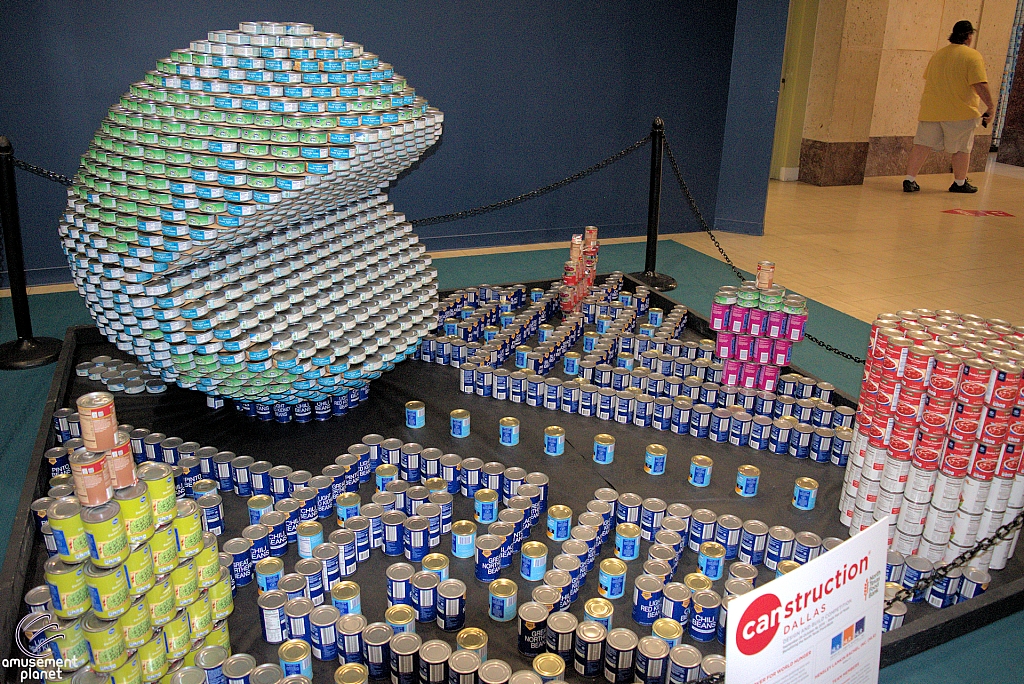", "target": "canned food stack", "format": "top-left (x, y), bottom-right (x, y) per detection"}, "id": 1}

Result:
top-left (30, 397), bottom-right (236, 682)
top-left (841, 309), bottom-right (1024, 573)
top-left (56, 21), bottom-right (443, 412)
top-left (559, 225), bottom-right (601, 313)
top-left (709, 284), bottom-right (809, 393)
